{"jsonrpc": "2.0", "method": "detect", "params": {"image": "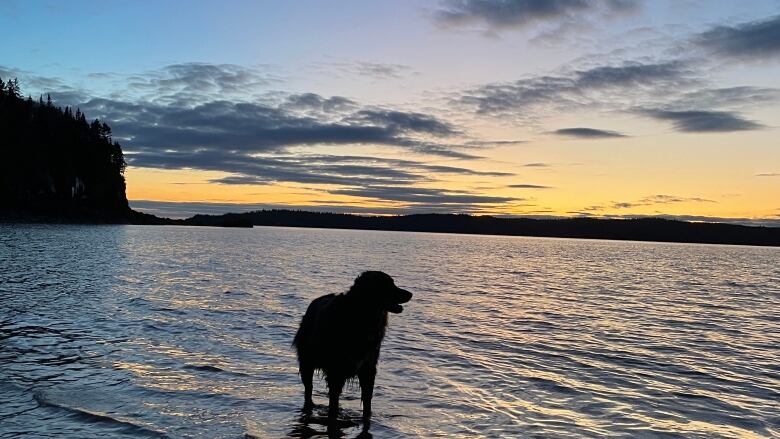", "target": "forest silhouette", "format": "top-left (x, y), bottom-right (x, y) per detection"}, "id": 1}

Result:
top-left (0, 77), bottom-right (131, 221)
